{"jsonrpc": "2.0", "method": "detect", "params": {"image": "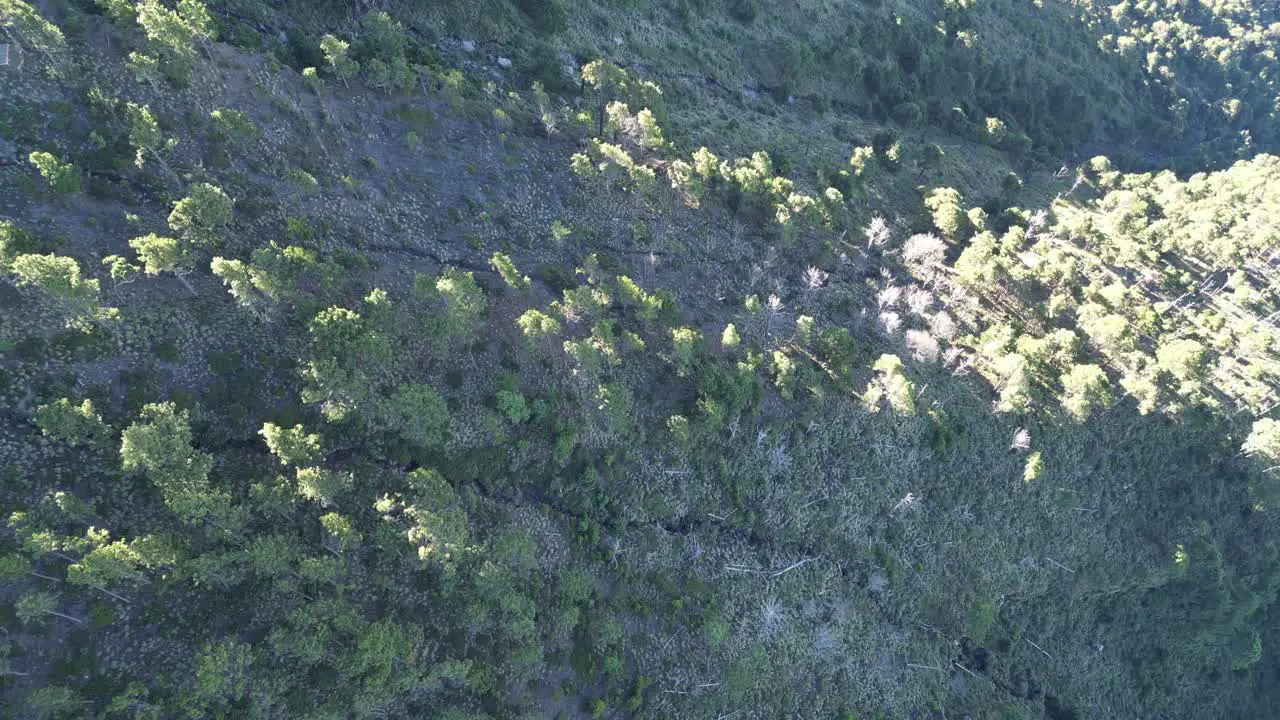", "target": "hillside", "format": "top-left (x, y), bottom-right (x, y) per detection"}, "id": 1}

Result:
top-left (2, 0), bottom-right (1280, 718)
